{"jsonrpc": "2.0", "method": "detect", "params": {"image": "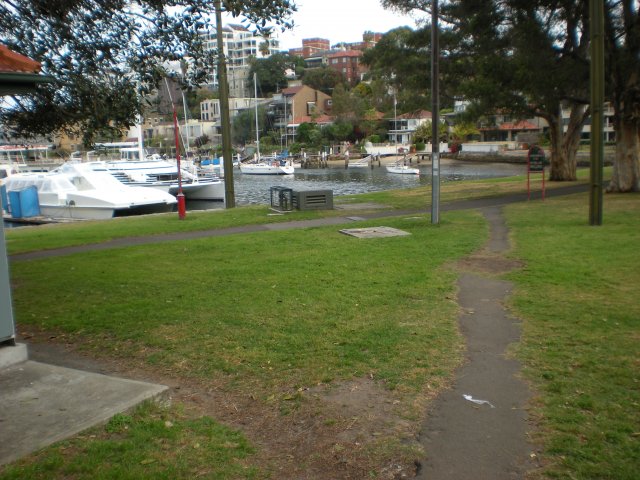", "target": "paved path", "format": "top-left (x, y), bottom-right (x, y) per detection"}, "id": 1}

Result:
top-left (416, 206), bottom-right (536, 479)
